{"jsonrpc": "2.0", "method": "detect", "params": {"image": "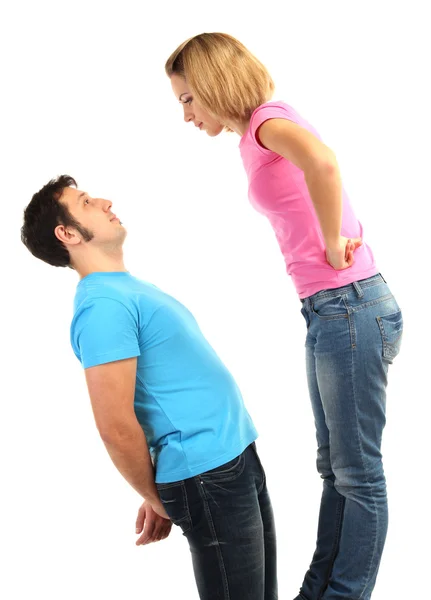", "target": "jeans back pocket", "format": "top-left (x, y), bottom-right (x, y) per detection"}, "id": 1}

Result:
top-left (377, 310), bottom-right (403, 363)
top-left (156, 480), bottom-right (192, 533)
